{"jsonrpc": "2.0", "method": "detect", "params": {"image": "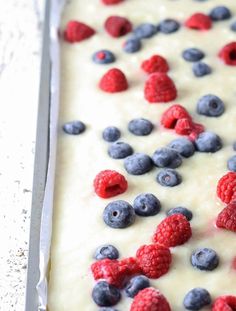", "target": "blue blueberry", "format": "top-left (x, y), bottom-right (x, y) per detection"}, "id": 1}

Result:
top-left (124, 153), bottom-right (153, 175)
top-left (128, 118), bottom-right (153, 136)
top-left (192, 62), bottom-right (212, 77)
top-left (231, 21), bottom-right (236, 32)
top-left (92, 50), bottom-right (116, 64)
top-left (195, 132), bottom-right (222, 153)
top-left (168, 138), bottom-right (195, 158)
top-left (133, 23), bottom-right (157, 39)
top-left (152, 147), bottom-right (182, 169)
top-left (92, 281), bottom-right (121, 307)
top-left (103, 126), bottom-right (121, 142)
top-left (167, 207), bottom-right (193, 221)
top-left (197, 94), bottom-right (225, 117)
top-left (156, 169), bottom-right (182, 187)
top-left (123, 38), bottom-right (142, 53)
top-left (125, 275), bottom-right (150, 298)
top-left (94, 245), bottom-right (119, 260)
top-left (133, 193), bottom-right (161, 217)
top-left (103, 200), bottom-right (135, 229)
top-left (108, 142), bottom-right (133, 159)
top-left (182, 48), bottom-right (205, 62)
top-left (227, 155), bottom-right (236, 172)
top-left (158, 19), bottom-right (180, 34)
top-left (209, 6), bottom-right (231, 21)
top-left (191, 248), bottom-right (219, 271)
top-left (62, 120), bottom-right (86, 135)
top-left (183, 288), bottom-right (211, 310)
